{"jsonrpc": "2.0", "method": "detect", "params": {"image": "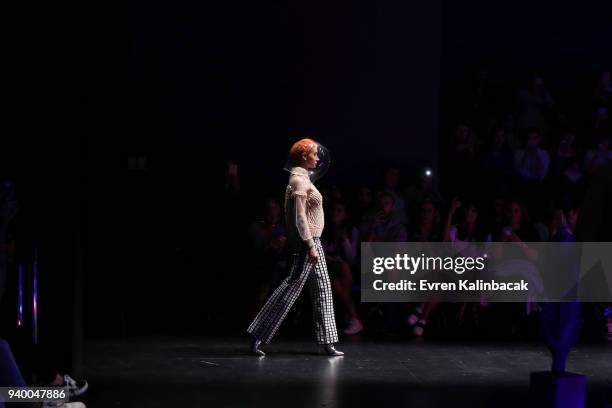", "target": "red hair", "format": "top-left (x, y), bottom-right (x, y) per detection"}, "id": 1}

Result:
top-left (289, 138), bottom-right (318, 166)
